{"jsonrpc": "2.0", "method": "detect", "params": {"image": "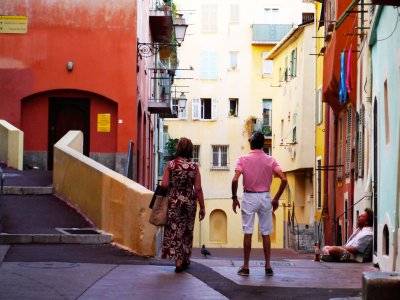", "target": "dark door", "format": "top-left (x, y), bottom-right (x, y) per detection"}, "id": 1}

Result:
top-left (373, 99), bottom-right (378, 254)
top-left (48, 98), bottom-right (90, 169)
